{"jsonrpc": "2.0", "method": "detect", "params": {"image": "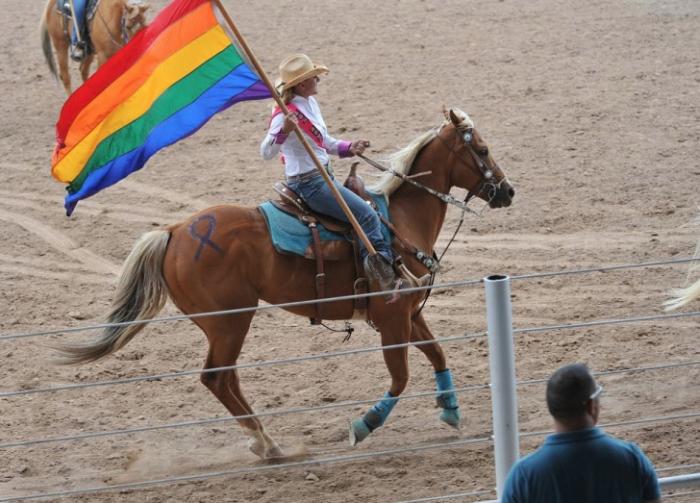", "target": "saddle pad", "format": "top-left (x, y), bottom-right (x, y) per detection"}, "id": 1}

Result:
top-left (258, 192), bottom-right (392, 258)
